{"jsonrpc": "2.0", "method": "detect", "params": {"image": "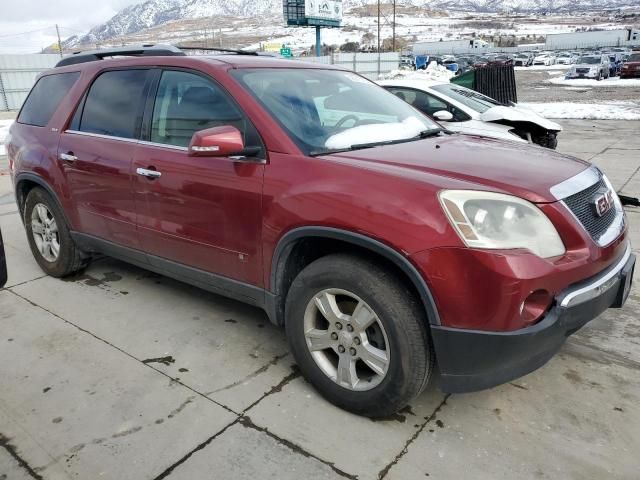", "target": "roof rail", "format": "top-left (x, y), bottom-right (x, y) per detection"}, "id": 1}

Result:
top-left (178, 46), bottom-right (260, 56)
top-left (55, 44), bottom-right (185, 67)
